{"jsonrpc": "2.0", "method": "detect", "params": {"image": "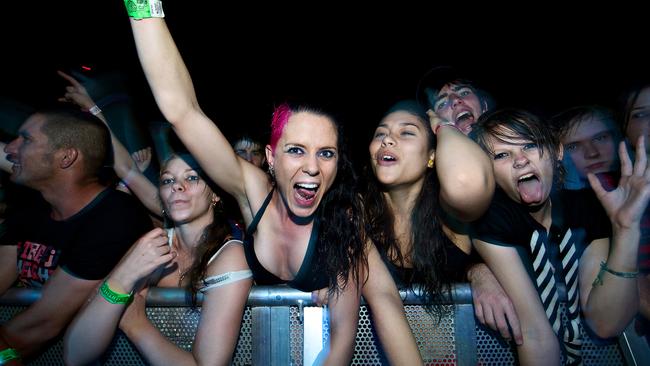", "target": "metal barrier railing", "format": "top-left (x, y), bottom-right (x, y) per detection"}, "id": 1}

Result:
top-left (0, 284), bottom-right (635, 365)
top-left (0, 284), bottom-right (473, 307)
